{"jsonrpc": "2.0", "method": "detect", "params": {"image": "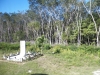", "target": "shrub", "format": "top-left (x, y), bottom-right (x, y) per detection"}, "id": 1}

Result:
top-left (52, 45), bottom-right (62, 54)
top-left (26, 42), bottom-right (31, 46)
top-left (43, 44), bottom-right (51, 50)
top-left (52, 48), bottom-right (60, 54)
top-left (10, 43), bottom-right (19, 50)
top-left (35, 35), bottom-right (45, 50)
top-left (67, 45), bottom-right (78, 51)
top-left (0, 42), bottom-right (8, 50)
top-left (27, 45), bottom-right (36, 52)
top-left (78, 45), bottom-right (100, 54)
top-left (0, 42), bottom-right (19, 51)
